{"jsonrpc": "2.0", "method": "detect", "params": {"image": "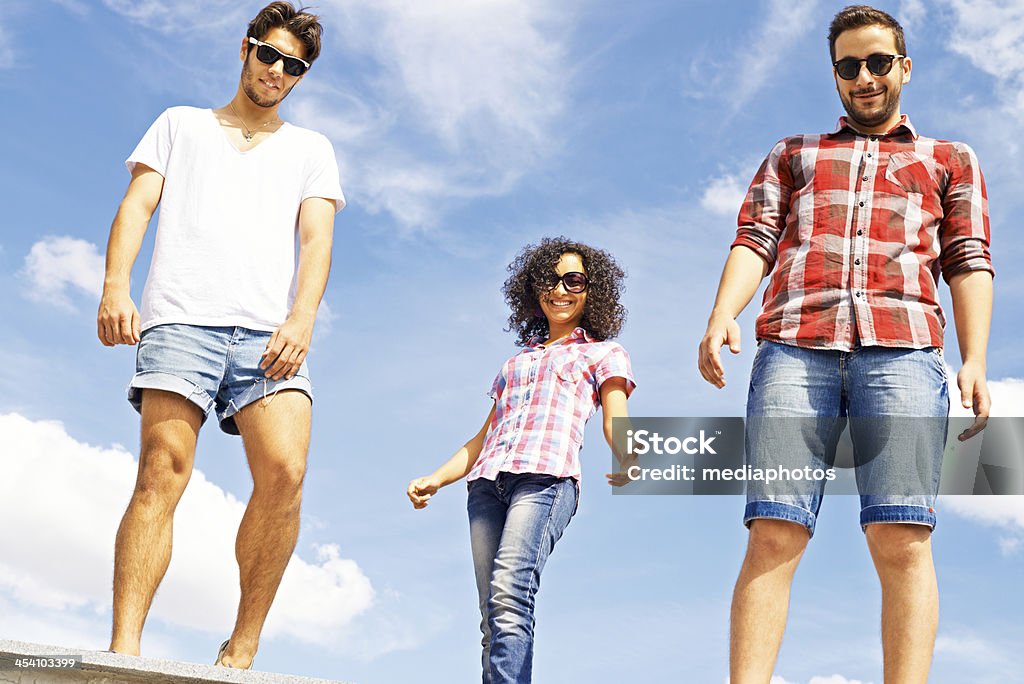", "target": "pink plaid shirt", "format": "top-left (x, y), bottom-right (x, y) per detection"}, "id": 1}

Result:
top-left (732, 115), bottom-right (993, 351)
top-left (468, 327), bottom-right (635, 483)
